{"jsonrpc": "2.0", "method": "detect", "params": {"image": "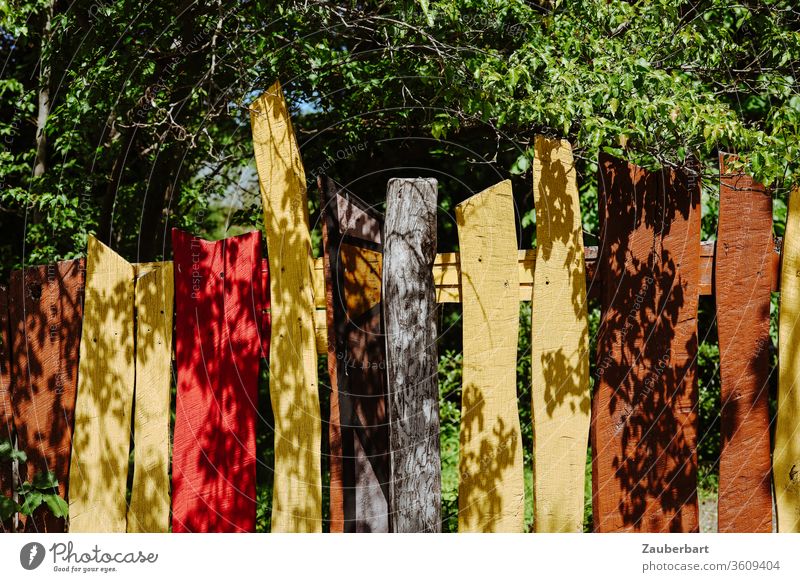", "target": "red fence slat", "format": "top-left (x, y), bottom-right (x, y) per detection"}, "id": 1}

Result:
top-left (171, 229), bottom-right (263, 532)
